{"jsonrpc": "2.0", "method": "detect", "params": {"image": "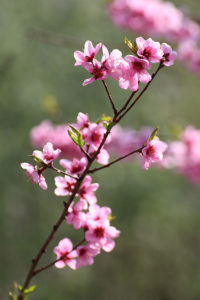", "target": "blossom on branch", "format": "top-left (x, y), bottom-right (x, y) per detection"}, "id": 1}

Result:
top-left (142, 138), bottom-right (168, 170)
top-left (21, 162), bottom-right (47, 190)
top-left (33, 142), bottom-right (61, 165)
